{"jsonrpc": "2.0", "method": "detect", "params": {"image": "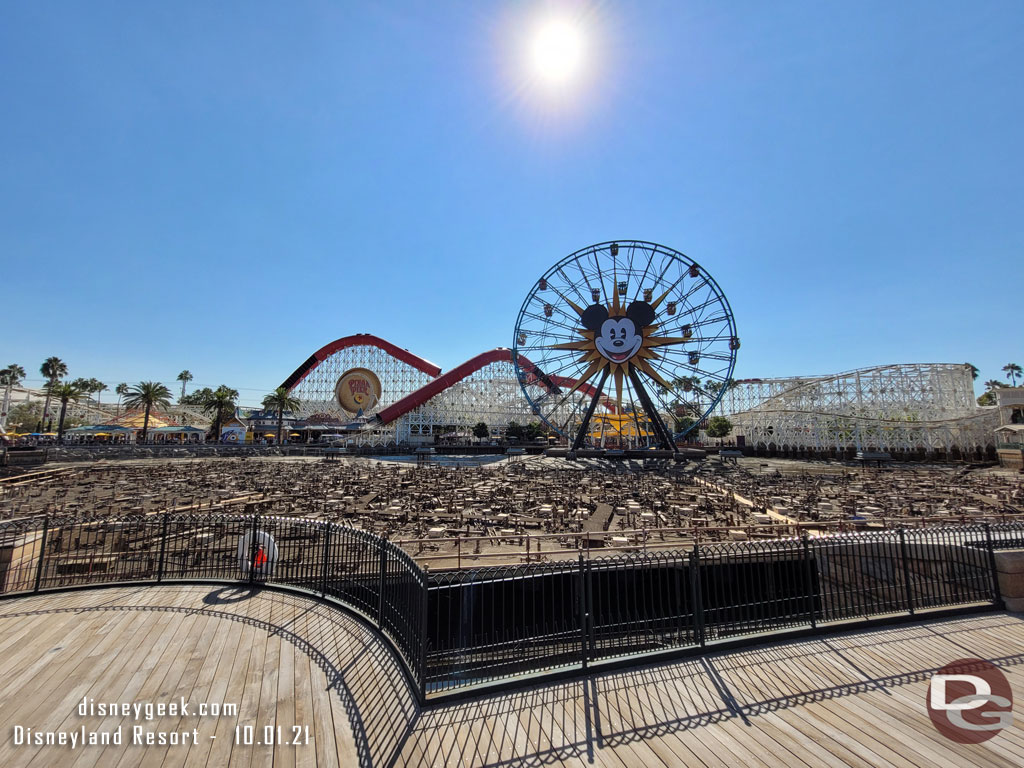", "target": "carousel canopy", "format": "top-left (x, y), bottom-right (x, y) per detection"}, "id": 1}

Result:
top-left (111, 411), bottom-right (173, 429)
